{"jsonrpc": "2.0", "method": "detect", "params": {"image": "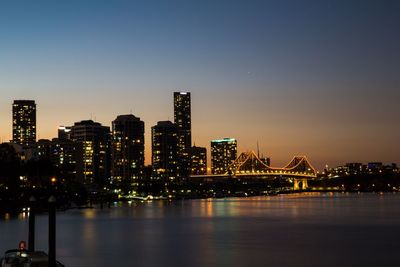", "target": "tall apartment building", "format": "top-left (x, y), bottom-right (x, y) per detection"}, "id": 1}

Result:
top-left (12, 100), bottom-right (36, 147)
top-left (111, 114), bottom-right (145, 192)
top-left (174, 92), bottom-right (191, 177)
top-left (174, 92), bottom-right (191, 151)
top-left (211, 138), bottom-right (237, 174)
top-left (70, 120), bottom-right (111, 188)
top-left (151, 121), bottom-right (179, 180)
